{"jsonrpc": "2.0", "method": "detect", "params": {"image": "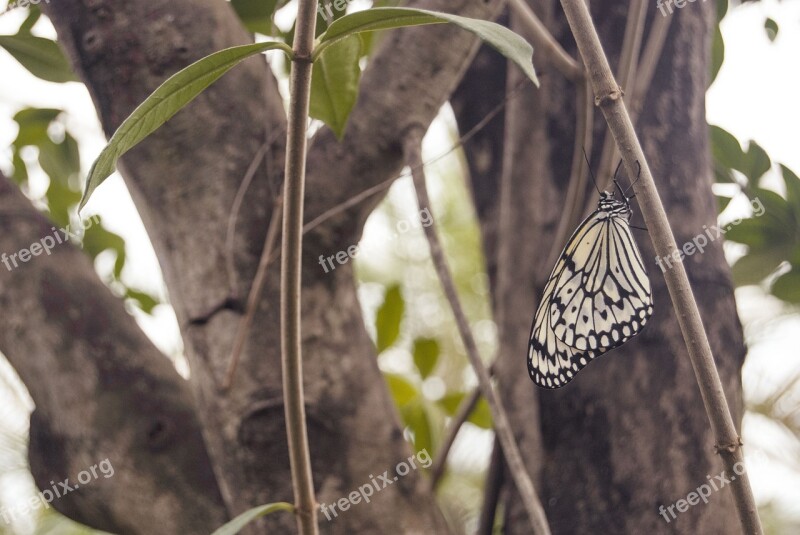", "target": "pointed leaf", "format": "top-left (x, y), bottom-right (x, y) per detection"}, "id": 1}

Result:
top-left (771, 268), bottom-right (800, 304)
top-left (710, 124), bottom-right (743, 172)
top-left (310, 35), bottom-right (361, 138)
top-left (211, 502), bottom-right (294, 535)
top-left (375, 284), bottom-right (404, 352)
top-left (710, 24), bottom-right (724, 84)
top-left (0, 34), bottom-right (76, 83)
top-left (412, 338), bottom-right (439, 379)
top-left (743, 140), bottom-right (771, 185)
top-left (316, 7), bottom-right (538, 86)
top-left (13, 107), bottom-right (61, 147)
top-left (80, 41), bottom-right (292, 210)
top-left (781, 165), bottom-right (800, 222)
top-left (231, 0), bottom-right (282, 35)
top-left (384, 373), bottom-right (418, 407)
top-left (764, 17), bottom-right (778, 42)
